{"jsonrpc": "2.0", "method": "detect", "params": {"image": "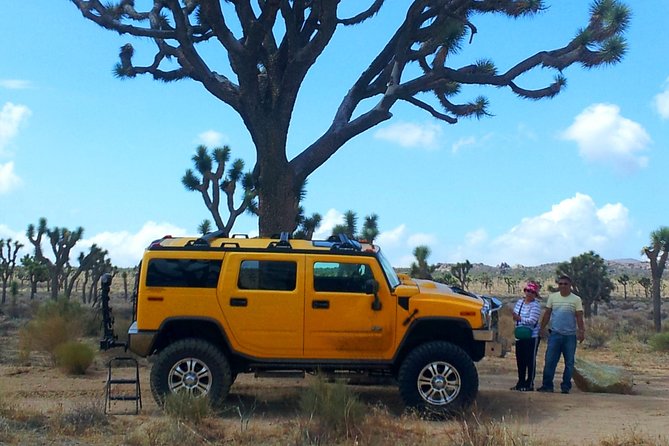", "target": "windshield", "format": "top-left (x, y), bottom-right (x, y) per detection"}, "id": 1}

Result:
top-left (377, 249), bottom-right (401, 289)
